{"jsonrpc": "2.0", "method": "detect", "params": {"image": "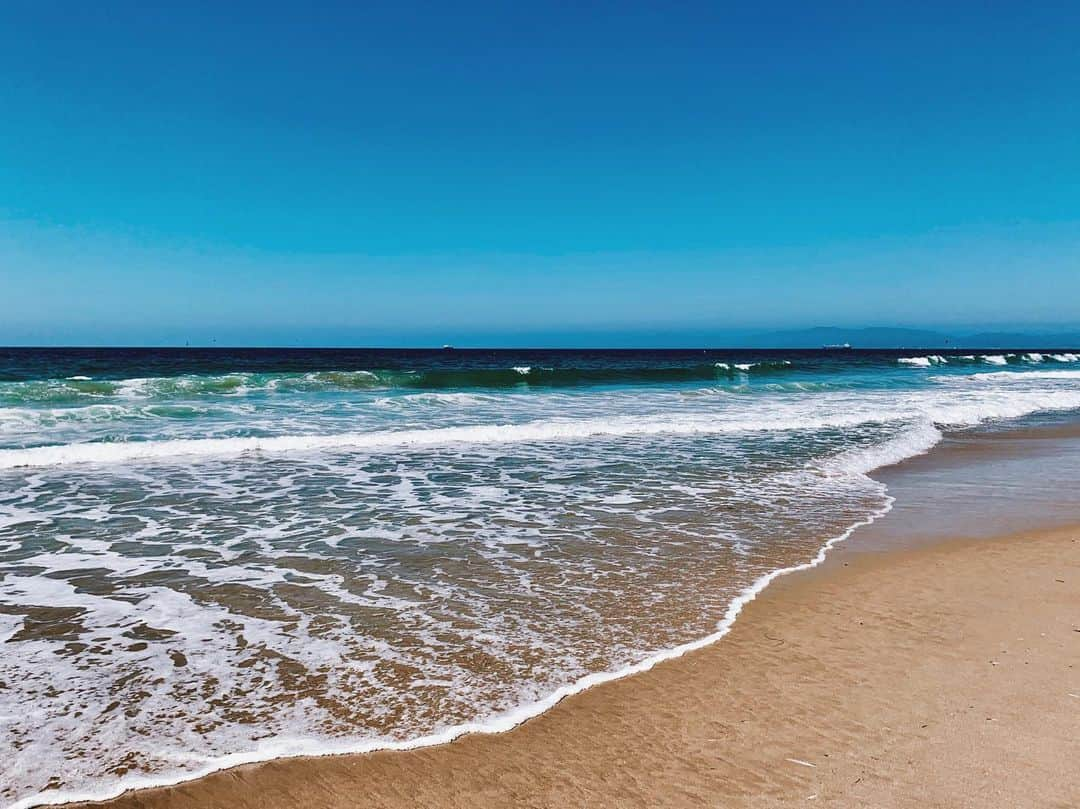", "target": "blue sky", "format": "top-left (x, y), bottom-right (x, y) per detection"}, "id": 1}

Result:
top-left (2, 1), bottom-right (1079, 346)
